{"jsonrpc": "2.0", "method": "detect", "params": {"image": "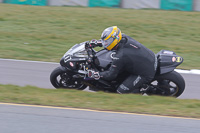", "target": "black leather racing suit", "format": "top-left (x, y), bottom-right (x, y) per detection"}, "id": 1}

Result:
top-left (99, 34), bottom-right (157, 93)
